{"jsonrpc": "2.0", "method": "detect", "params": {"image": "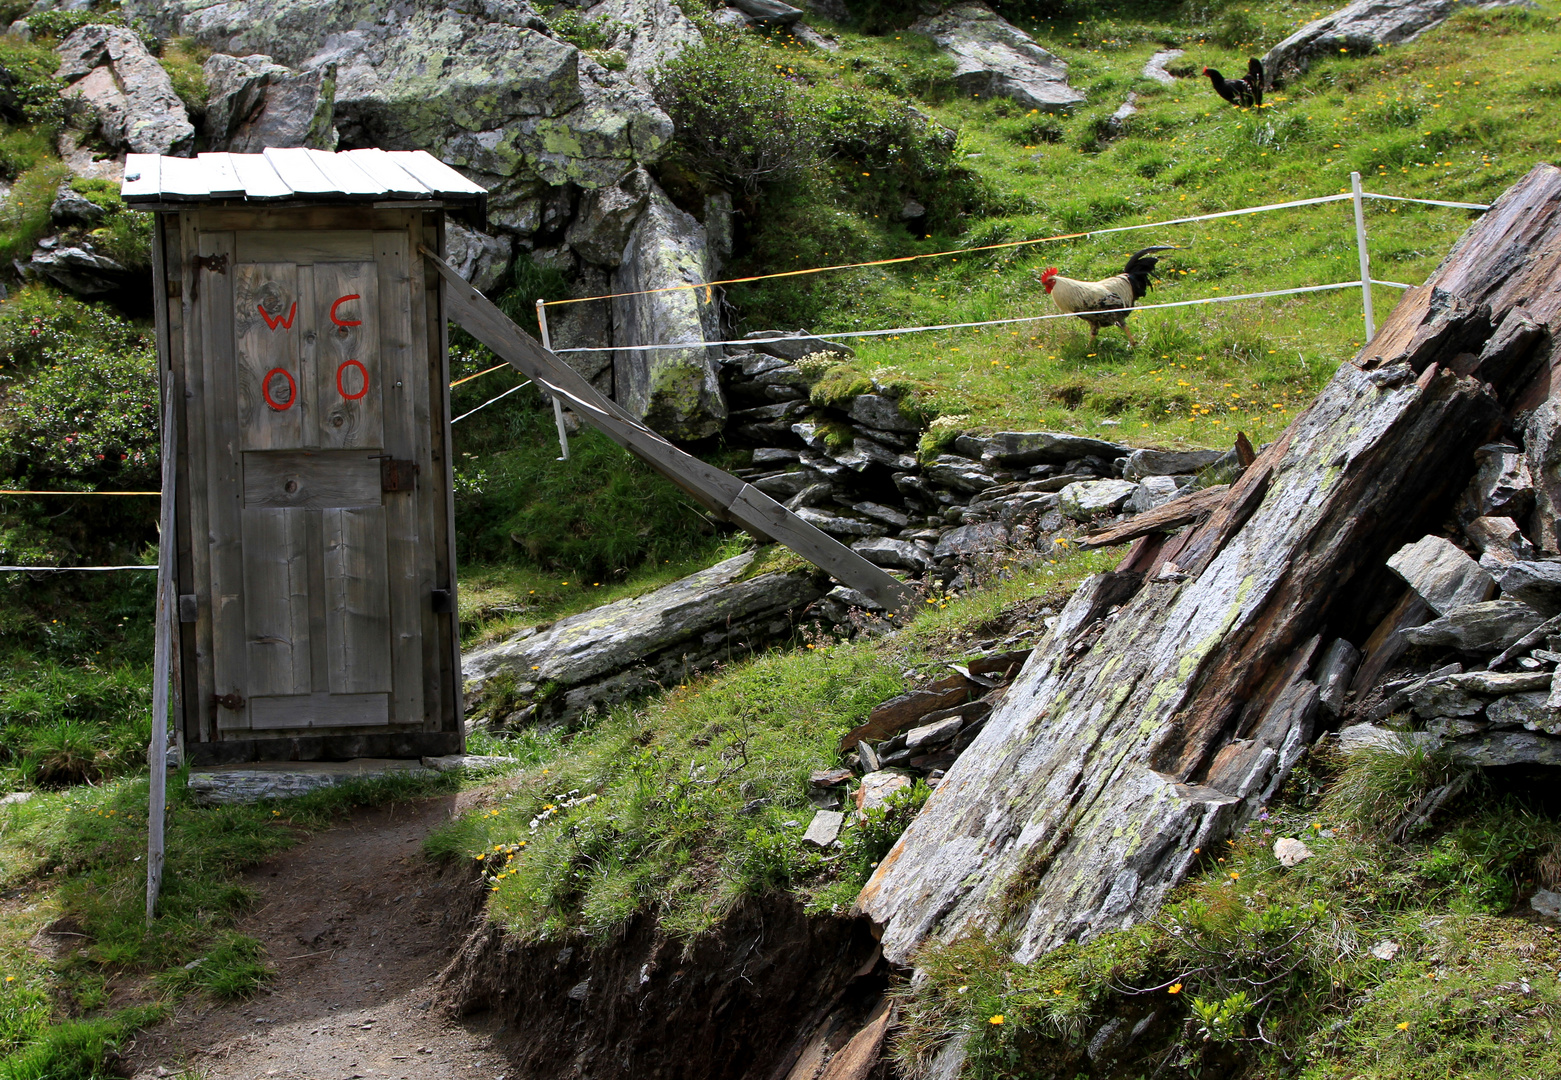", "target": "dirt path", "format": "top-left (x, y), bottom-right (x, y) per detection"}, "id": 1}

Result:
top-left (124, 795), bottom-right (512, 1080)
